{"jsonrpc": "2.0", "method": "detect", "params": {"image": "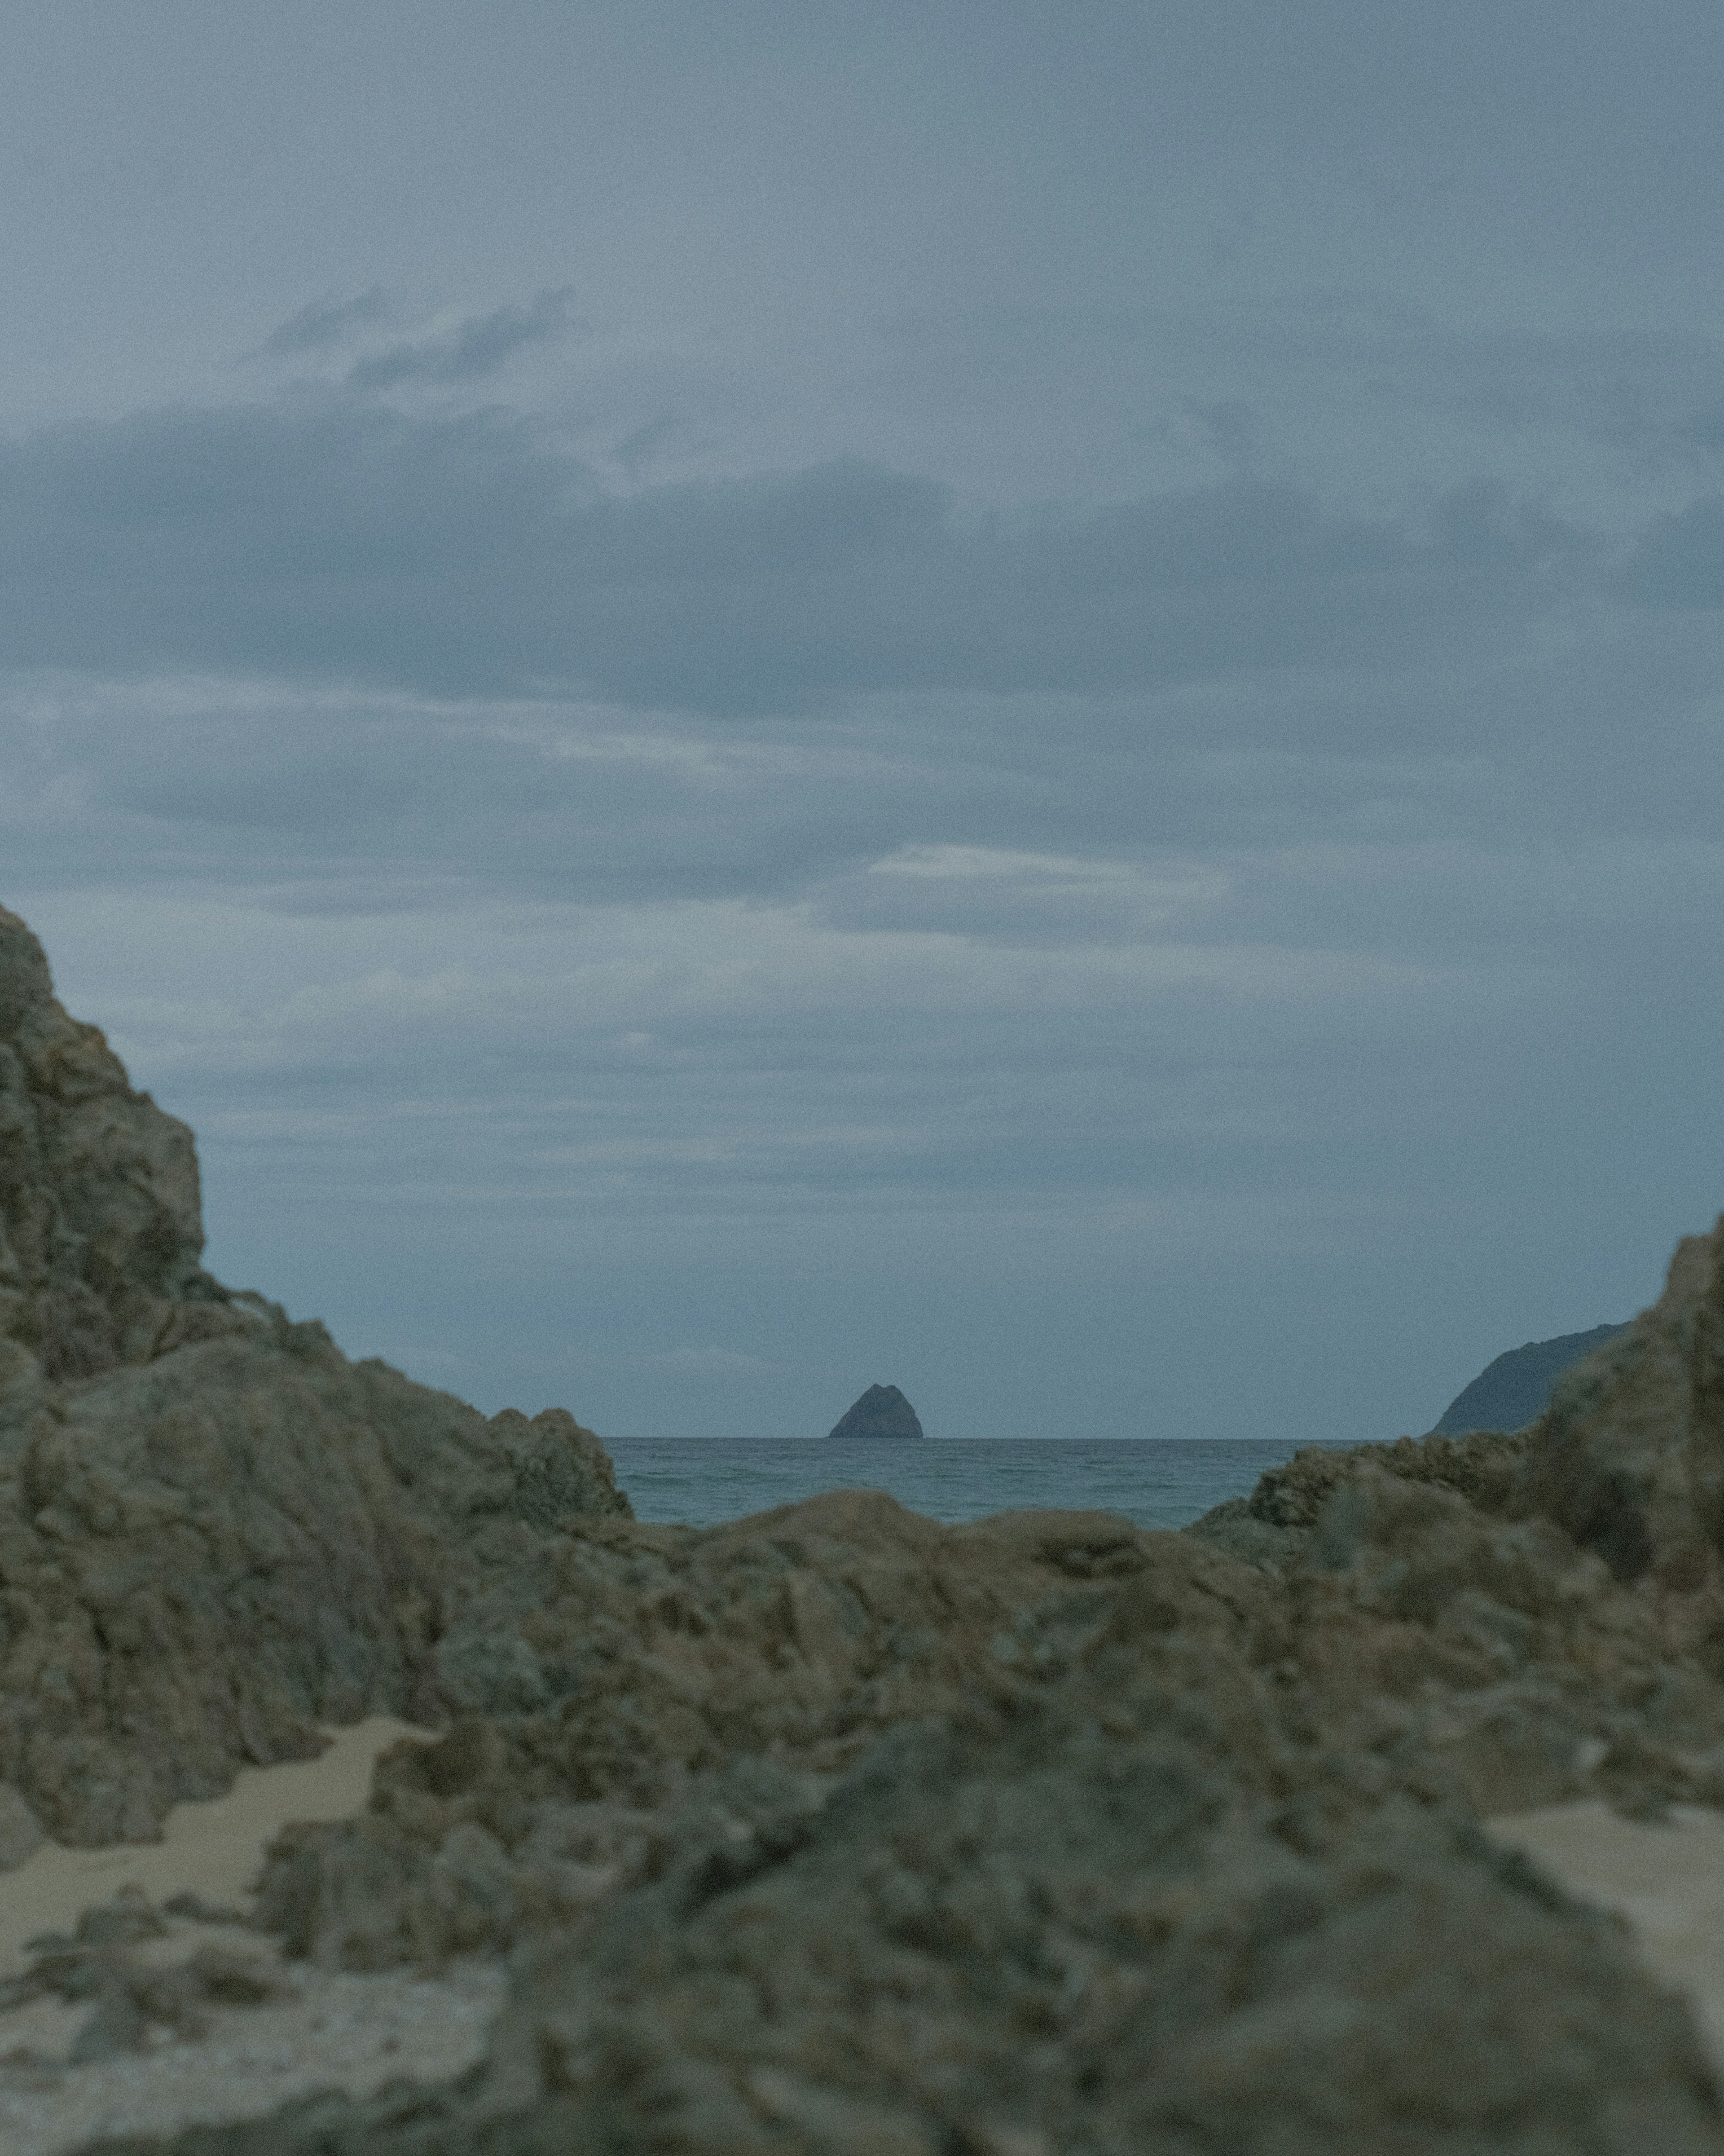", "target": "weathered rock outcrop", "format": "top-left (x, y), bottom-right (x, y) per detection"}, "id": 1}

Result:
top-left (0, 906), bottom-right (219, 1386)
top-left (117, 1215), bottom-right (1724, 2155)
top-left (23, 894), bottom-right (1724, 2151)
top-left (0, 909), bottom-right (628, 1849)
top-left (98, 1486), bottom-right (1724, 2155)
top-left (825, 1382), bottom-right (922, 1440)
